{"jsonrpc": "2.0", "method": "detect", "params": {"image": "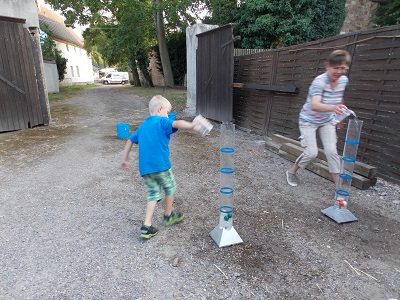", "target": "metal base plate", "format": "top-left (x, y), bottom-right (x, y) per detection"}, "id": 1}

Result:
top-left (210, 225), bottom-right (243, 247)
top-left (321, 206), bottom-right (358, 224)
